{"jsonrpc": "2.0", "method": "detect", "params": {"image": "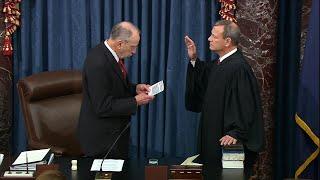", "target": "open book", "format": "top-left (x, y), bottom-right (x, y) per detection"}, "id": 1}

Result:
top-left (12, 148), bottom-right (50, 165)
top-left (10, 148), bottom-right (50, 171)
top-left (181, 154), bottom-right (202, 166)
